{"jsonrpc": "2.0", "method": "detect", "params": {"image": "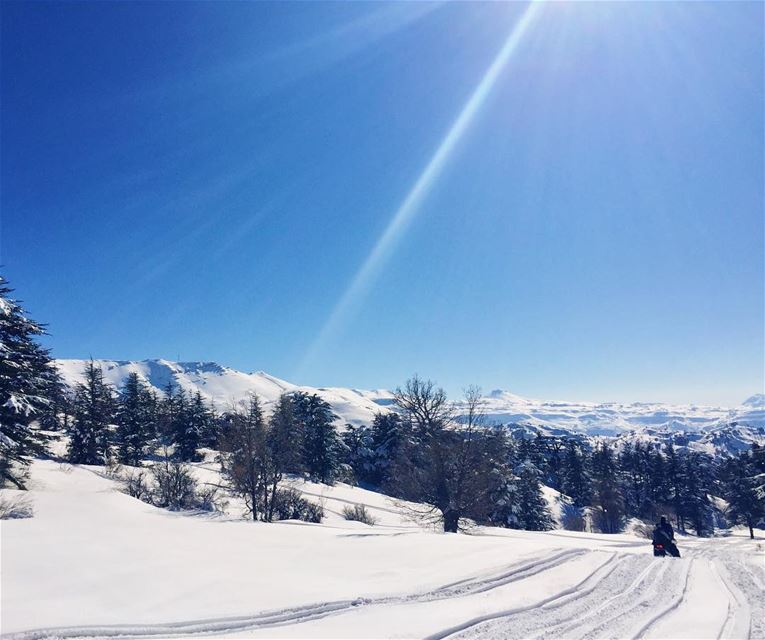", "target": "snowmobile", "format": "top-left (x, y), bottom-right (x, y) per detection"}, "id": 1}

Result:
top-left (652, 532), bottom-right (680, 557)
